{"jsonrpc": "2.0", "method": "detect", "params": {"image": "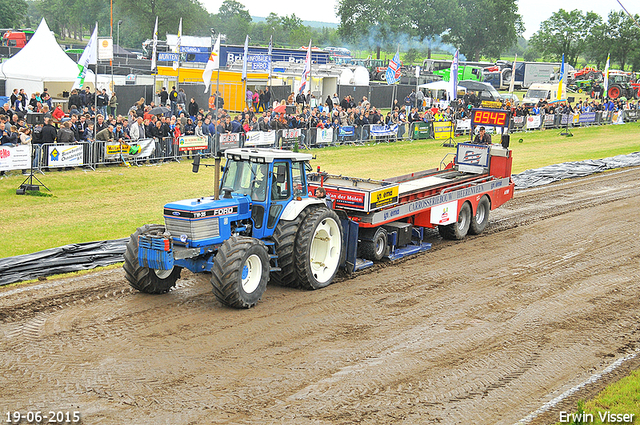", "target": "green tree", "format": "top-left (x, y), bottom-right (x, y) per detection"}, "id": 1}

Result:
top-left (529, 9), bottom-right (601, 67)
top-left (216, 0), bottom-right (251, 44)
top-left (0, 0), bottom-right (28, 28)
top-left (606, 11), bottom-right (640, 70)
top-left (443, 0), bottom-right (523, 61)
